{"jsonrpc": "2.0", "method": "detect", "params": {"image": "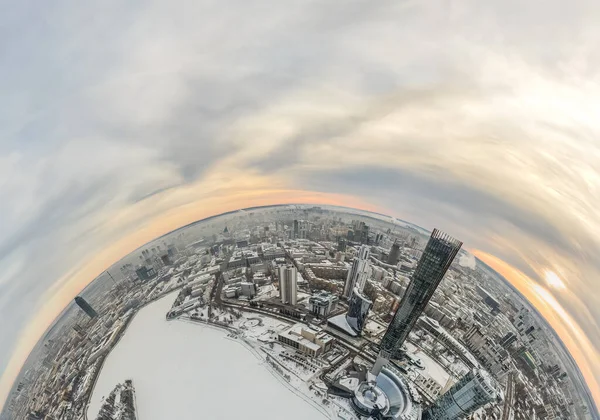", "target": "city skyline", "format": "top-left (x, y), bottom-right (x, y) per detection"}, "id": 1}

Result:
top-left (2, 205), bottom-right (596, 416)
top-left (1, 0), bottom-right (600, 416)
